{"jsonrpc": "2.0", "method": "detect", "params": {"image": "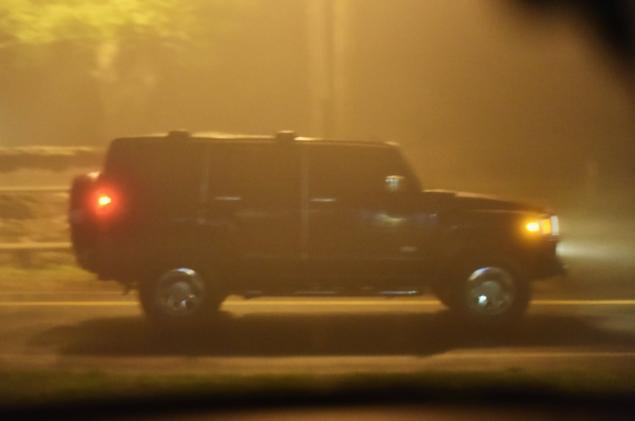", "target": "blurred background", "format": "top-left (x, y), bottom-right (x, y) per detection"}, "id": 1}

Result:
top-left (1, 0), bottom-right (633, 211)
